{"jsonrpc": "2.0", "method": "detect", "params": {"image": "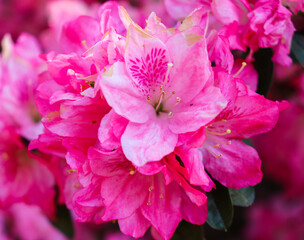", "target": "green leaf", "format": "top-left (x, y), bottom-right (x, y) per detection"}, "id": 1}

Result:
top-left (292, 33), bottom-right (304, 68)
top-left (171, 221), bottom-right (205, 240)
top-left (51, 204), bottom-right (74, 238)
top-left (253, 48), bottom-right (274, 97)
top-left (206, 182), bottom-right (234, 231)
top-left (229, 187), bottom-right (255, 207)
